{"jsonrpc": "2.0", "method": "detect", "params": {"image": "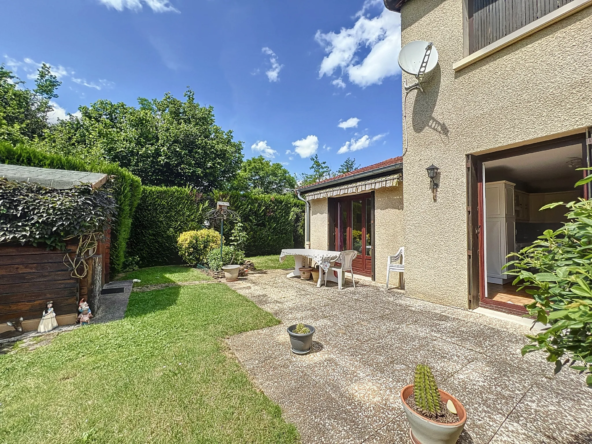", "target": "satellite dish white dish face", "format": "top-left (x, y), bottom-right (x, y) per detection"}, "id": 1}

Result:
top-left (398, 40), bottom-right (439, 76)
